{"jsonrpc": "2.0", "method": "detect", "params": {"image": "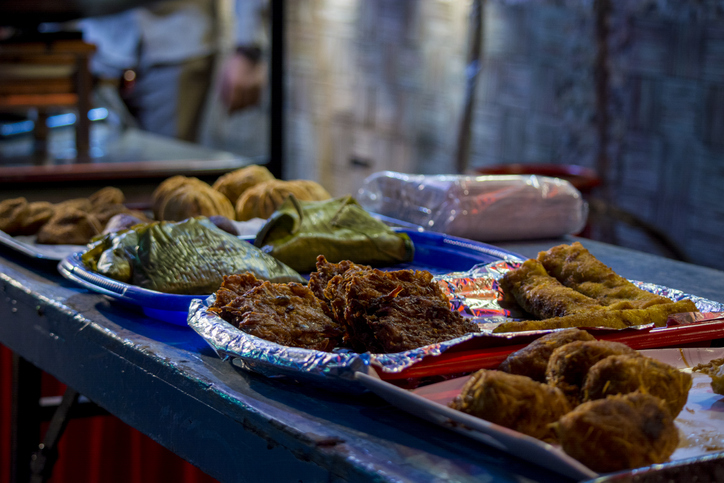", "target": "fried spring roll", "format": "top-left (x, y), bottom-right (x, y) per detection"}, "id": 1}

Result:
top-left (537, 242), bottom-right (672, 308)
top-left (493, 299), bottom-right (698, 333)
top-left (500, 259), bottom-right (616, 319)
